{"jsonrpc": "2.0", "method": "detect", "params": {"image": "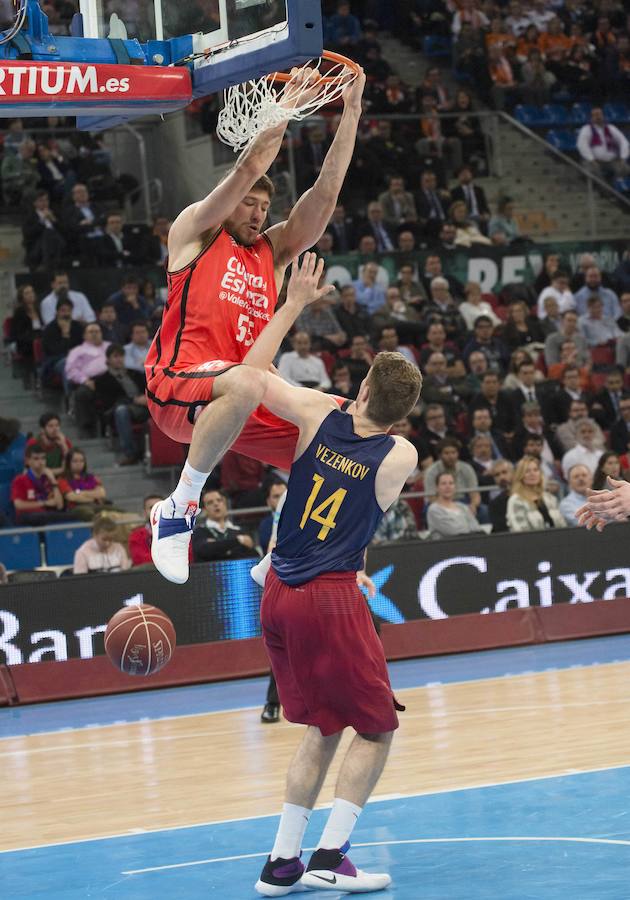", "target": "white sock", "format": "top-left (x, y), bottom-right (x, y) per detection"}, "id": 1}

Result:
top-left (167, 460), bottom-right (208, 517)
top-left (270, 803), bottom-right (312, 861)
top-left (318, 798), bottom-right (362, 850)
